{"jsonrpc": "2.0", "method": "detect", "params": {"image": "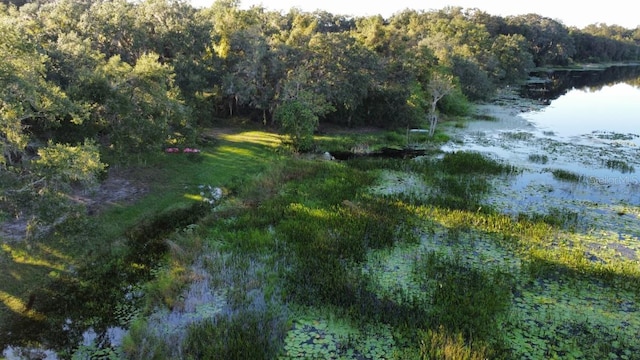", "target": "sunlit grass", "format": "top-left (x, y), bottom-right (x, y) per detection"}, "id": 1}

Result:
top-left (0, 291), bottom-right (46, 321)
top-left (0, 243), bottom-right (66, 271)
top-left (219, 130), bottom-right (283, 148)
top-left (1, 129), bottom-right (286, 353)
